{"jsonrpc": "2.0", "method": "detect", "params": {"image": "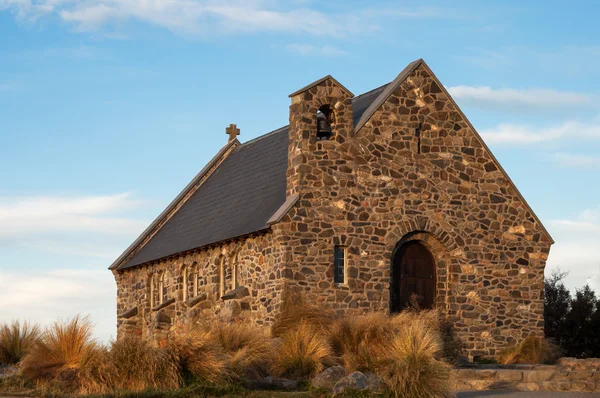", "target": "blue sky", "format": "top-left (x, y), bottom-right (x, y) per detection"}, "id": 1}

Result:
top-left (1, 0), bottom-right (599, 342)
